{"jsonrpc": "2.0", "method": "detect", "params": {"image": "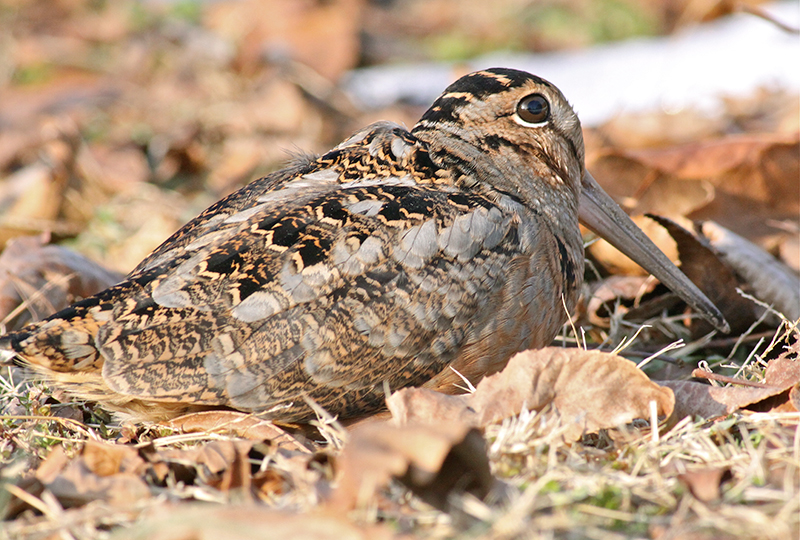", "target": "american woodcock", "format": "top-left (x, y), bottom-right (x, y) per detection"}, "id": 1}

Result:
top-left (0, 68), bottom-right (728, 422)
